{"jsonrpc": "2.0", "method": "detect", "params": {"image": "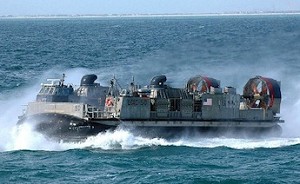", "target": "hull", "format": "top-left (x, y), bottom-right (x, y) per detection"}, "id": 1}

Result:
top-left (18, 113), bottom-right (112, 141)
top-left (18, 113), bottom-right (283, 141)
